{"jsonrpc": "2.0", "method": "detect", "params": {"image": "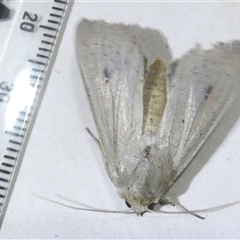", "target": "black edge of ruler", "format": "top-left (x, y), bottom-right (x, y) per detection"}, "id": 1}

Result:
top-left (0, 0), bottom-right (72, 228)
